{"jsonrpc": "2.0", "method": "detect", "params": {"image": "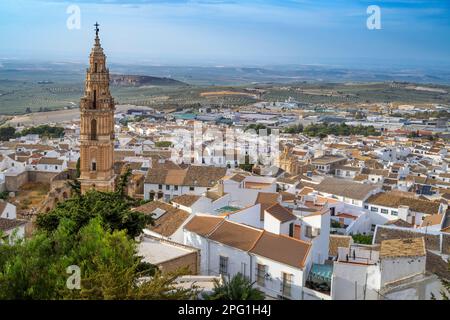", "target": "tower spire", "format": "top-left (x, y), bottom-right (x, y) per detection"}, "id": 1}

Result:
top-left (93, 22), bottom-right (102, 49)
top-left (94, 22), bottom-right (100, 38)
top-left (79, 24), bottom-right (116, 194)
